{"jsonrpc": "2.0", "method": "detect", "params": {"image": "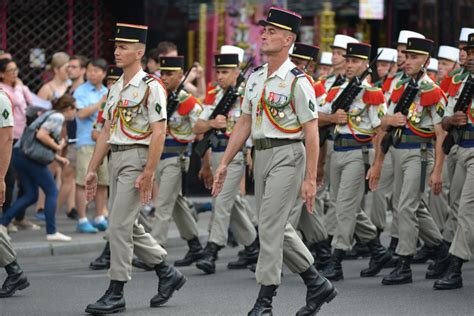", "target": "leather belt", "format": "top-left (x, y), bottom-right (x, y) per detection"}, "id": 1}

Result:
top-left (334, 138), bottom-right (369, 148)
top-left (110, 144), bottom-right (148, 152)
top-left (163, 146), bottom-right (188, 154)
top-left (254, 138), bottom-right (301, 151)
top-left (463, 130), bottom-right (474, 140)
top-left (399, 134), bottom-right (432, 144)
